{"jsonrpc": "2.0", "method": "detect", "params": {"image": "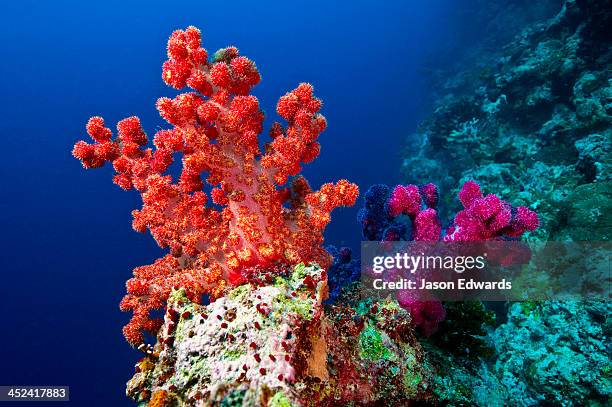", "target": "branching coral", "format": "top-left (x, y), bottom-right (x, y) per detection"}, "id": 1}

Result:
top-left (73, 26), bottom-right (358, 345)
